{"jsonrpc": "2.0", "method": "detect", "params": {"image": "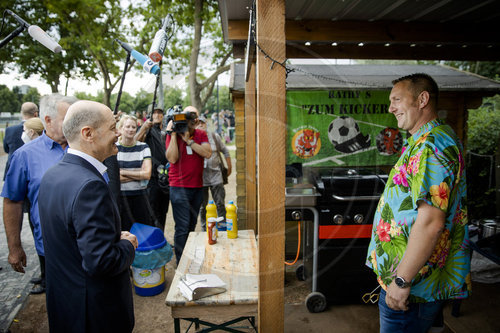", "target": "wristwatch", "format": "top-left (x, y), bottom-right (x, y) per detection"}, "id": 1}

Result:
top-left (394, 276), bottom-right (411, 289)
top-left (187, 139), bottom-right (194, 146)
